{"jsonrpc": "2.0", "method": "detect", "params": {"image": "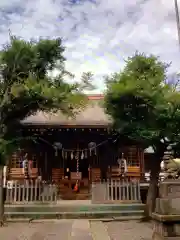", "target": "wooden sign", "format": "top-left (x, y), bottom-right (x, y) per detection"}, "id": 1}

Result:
top-left (70, 172), bottom-right (82, 180)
